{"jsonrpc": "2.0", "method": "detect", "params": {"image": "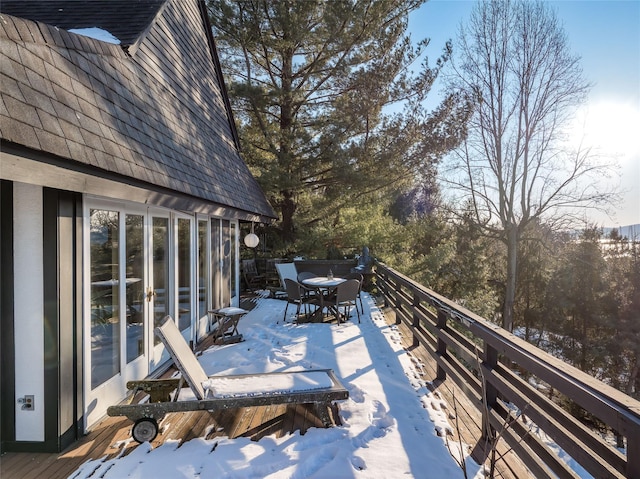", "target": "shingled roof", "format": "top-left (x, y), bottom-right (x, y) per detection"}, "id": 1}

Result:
top-left (0, 0), bottom-right (276, 220)
top-left (0, 0), bottom-right (166, 47)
